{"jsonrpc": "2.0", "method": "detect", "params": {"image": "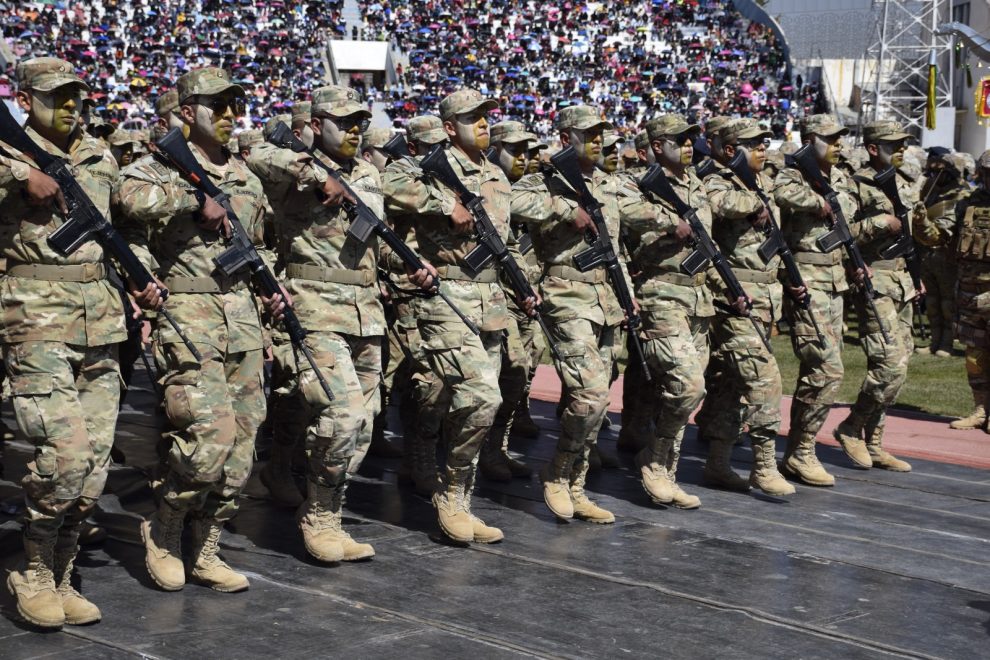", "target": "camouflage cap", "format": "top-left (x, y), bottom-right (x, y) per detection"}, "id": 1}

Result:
top-left (263, 113), bottom-right (293, 140)
top-left (439, 88), bottom-right (498, 121)
top-left (312, 85), bottom-right (370, 118)
top-left (530, 141), bottom-right (549, 151)
top-left (633, 130), bottom-right (650, 150)
top-left (602, 129), bottom-right (624, 148)
top-left (177, 67), bottom-right (243, 103)
top-left (779, 141), bottom-right (800, 155)
top-left (238, 130), bottom-right (263, 151)
top-left (408, 115), bottom-right (447, 144)
top-left (720, 118), bottom-right (772, 145)
top-left (644, 114), bottom-right (700, 141)
top-left (490, 120), bottom-right (537, 145)
top-left (361, 127), bottom-right (392, 149)
top-left (704, 115), bottom-right (733, 138)
top-left (108, 129), bottom-right (140, 147)
top-left (155, 89), bottom-right (179, 116)
top-left (134, 128), bottom-right (150, 144)
top-left (979, 150), bottom-right (990, 169)
top-left (862, 120), bottom-right (912, 144)
top-left (556, 105), bottom-right (612, 132)
top-left (17, 57), bottom-right (89, 92)
top-left (799, 114), bottom-right (848, 137)
top-left (291, 101), bottom-right (312, 125)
